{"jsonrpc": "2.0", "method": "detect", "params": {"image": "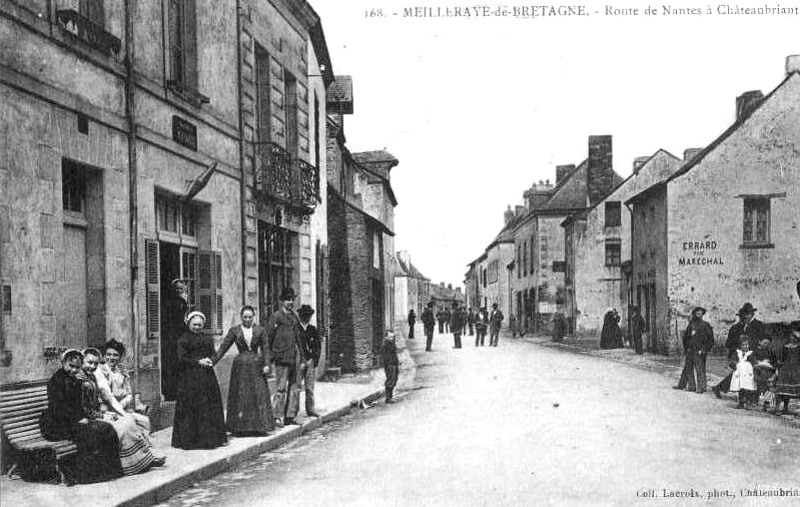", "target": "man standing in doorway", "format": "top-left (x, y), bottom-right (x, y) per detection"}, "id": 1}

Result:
top-left (161, 279), bottom-right (188, 401)
top-left (267, 287), bottom-right (302, 427)
top-left (451, 302), bottom-right (464, 349)
top-left (489, 303), bottom-right (504, 347)
top-left (421, 302), bottom-right (436, 352)
top-left (713, 302), bottom-right (765, 398)
top-left (673, 307), bottom-right (715, 394)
